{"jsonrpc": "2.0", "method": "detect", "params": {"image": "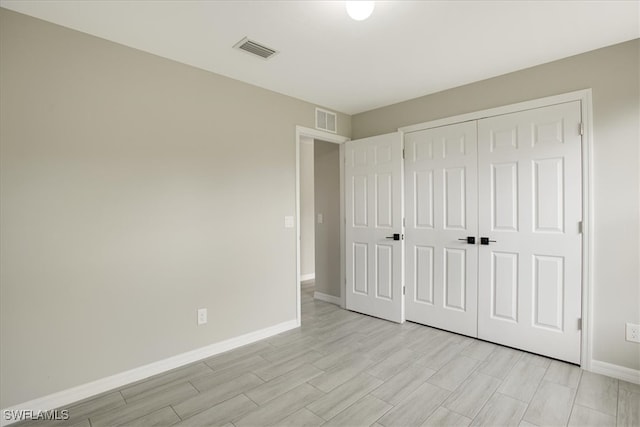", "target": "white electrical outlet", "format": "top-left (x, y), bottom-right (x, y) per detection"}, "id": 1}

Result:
top-left (197, 308), bottom-right (207, 326)
top-left (626, 323), bottom-right (640, 343)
